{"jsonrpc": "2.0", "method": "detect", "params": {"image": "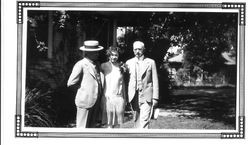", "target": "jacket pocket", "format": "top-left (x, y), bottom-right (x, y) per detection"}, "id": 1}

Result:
top-left (75, 88), bottom-right (96, 109)
top-left (143, 87), bottom-right (153, 102)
